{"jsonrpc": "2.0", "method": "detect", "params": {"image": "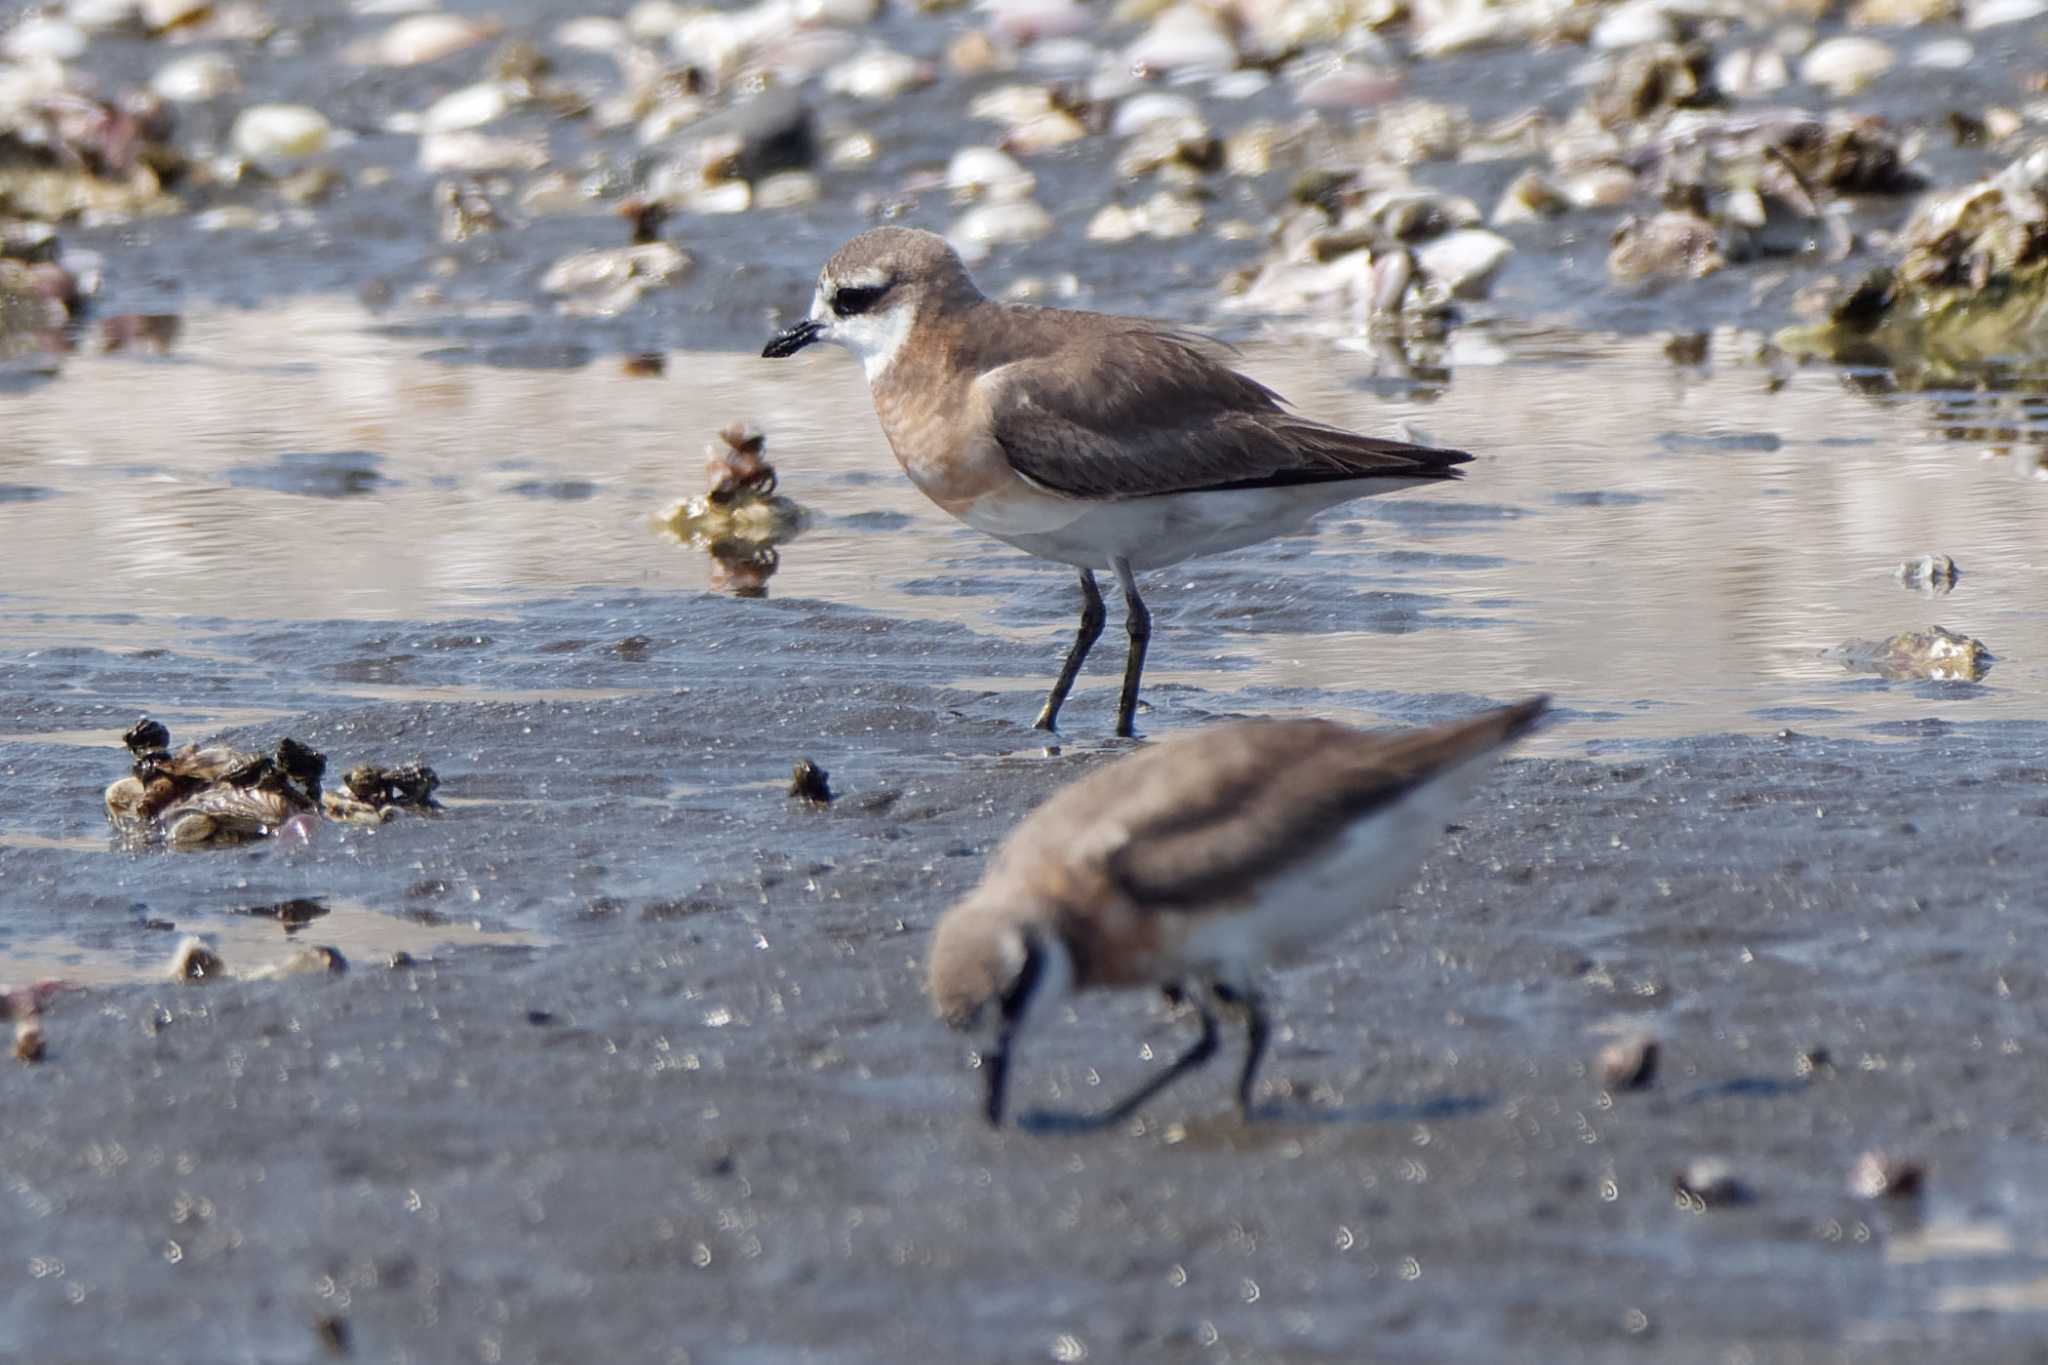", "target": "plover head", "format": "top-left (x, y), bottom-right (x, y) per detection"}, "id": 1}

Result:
top-left (926, 900), bottom-right (1072, 1124)
top-left (761, 227), bottom-right (983, 381)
